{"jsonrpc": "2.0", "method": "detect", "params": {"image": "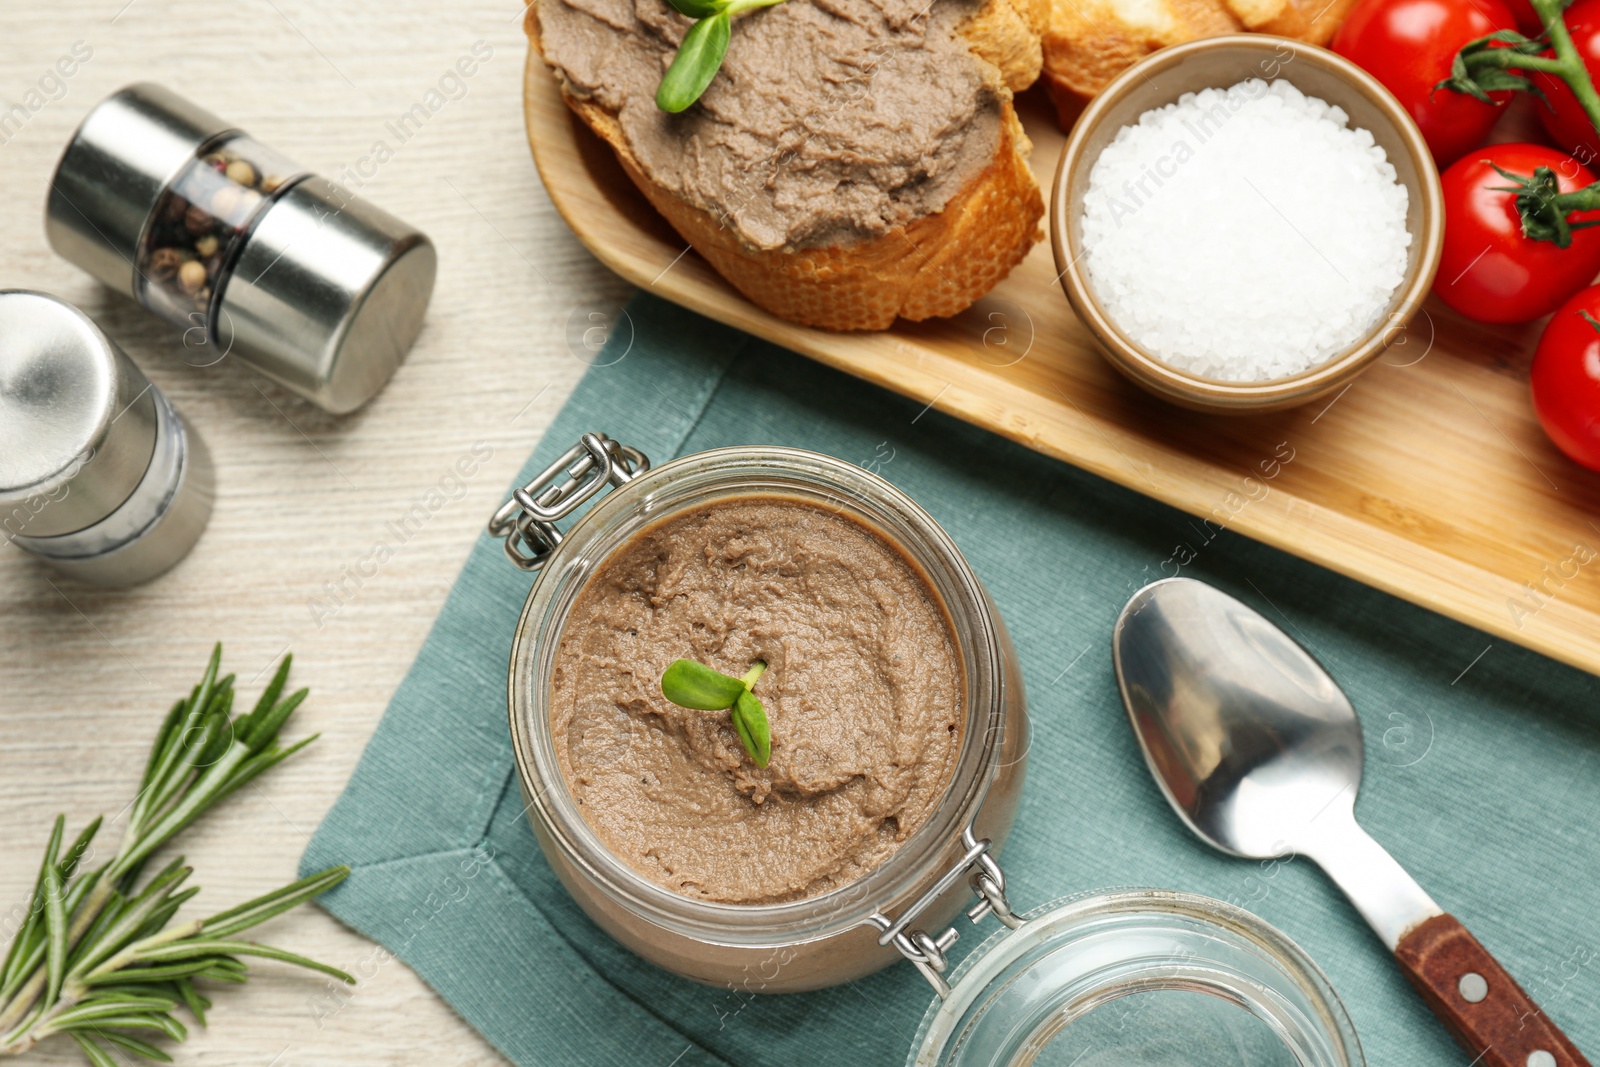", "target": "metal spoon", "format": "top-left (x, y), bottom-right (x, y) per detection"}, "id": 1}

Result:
top-left (1112, 577), bottom-right (1589, 1067)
